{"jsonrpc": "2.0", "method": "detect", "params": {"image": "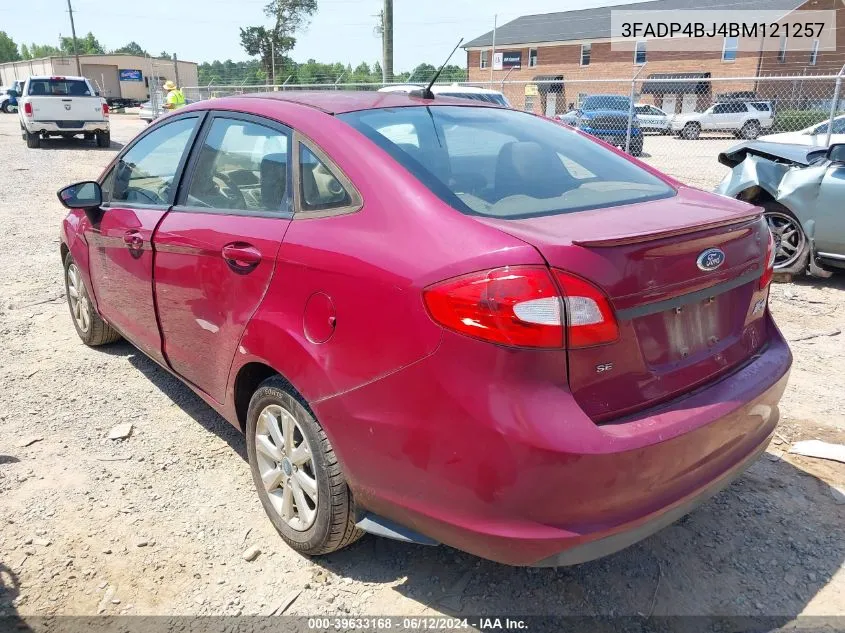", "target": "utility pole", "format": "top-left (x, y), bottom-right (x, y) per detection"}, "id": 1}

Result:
top-left (173, 53), bottom-right (180, 88)
top-left (271, 39), bottom-right (276, 86)
top-left (490, 14), bottom-right (497, 85)
top-left (66, 0), bottom-right (81, 76)
top-left (382, 0), bottom-right (393, 83)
